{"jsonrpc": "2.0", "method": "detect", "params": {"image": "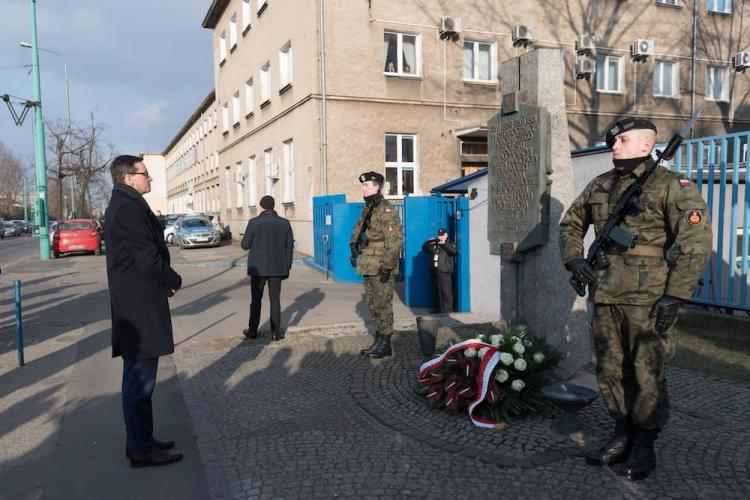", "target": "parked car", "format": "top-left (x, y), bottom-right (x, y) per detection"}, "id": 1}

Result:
top-left (4, 221), bottom-right (20, 237)
top-left (163, 214), bottom-right (185, 245)
top-left (0, 217), bottom-right (5, 238)
top-left (173, 215), bottom-right (222, 249)
top-left (11, 220), bottom-right (29, 234)
top-left (51, 219), bottom-right (102, 258)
